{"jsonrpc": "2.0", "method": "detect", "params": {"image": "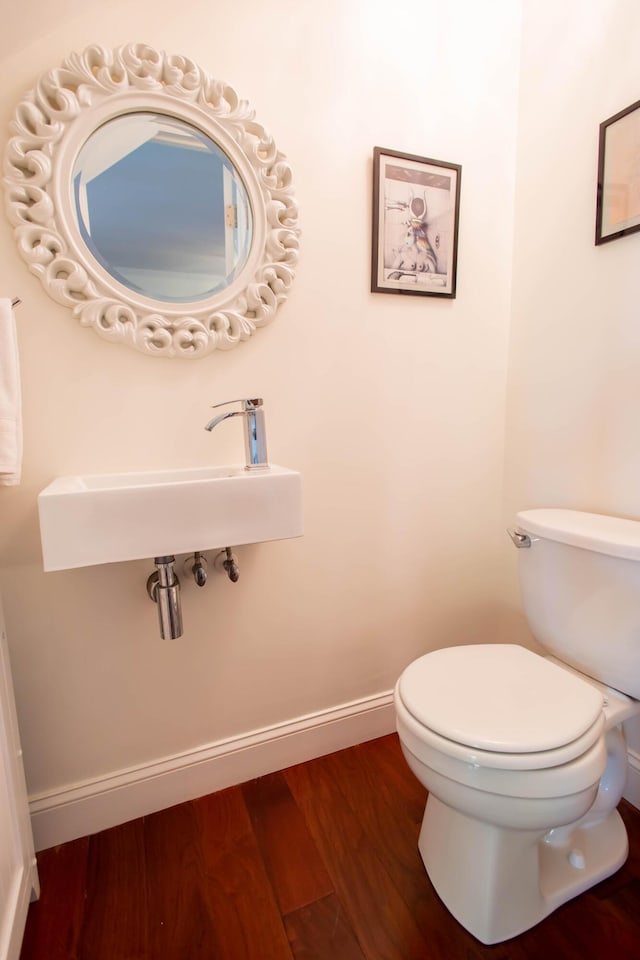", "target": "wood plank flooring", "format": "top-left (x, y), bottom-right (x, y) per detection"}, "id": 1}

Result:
top-left (19, 734), bottom-right (640, 959)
